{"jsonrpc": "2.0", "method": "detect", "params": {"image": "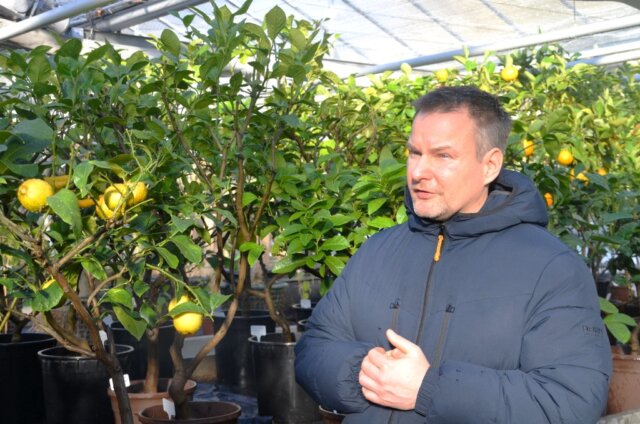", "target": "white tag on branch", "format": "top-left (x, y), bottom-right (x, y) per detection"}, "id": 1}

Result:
top-left (99, 330), bottom-right (108, 346)
top-left (251, 325), bottom-right (267, 341)
top-left (109, 374), bottom-right (131, 391)
top-left (163, 398), bottom-right (176, 419)
top-left (301, 299), bottom-right (312, 309)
